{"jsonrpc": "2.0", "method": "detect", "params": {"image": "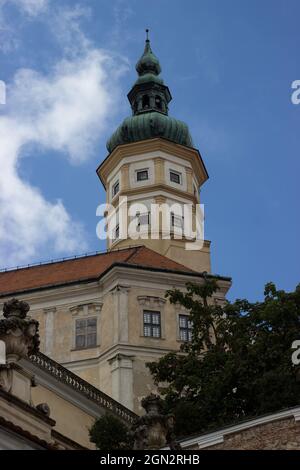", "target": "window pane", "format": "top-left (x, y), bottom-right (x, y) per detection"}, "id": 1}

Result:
top-left (143, 312), bottom-right (152, 324)
top-left (179, 316), bottom-right (187, 327)
top-left (170, 171), bottom-right (181, 184)
top-left (114, 224), bottom-right (119, 240)
top-left (76, 334), bottom-right (85, 349)
top-left (112, 181), bottom-right (119, 197)
top-left (87, 318), bottom-right (97, 329)
top-left (87, 325), bottom-right (96, 335)
top-left (179, 330), bottom-right (187, 341)
top-left (152, 326), bottom-right (161, 338)
top-left (144, 325), bottom-right (152, 337)
top-left (87, 333), bottom-right (97, 347)
top-left (152, 313), bottom-right (160, 325)
top-left (76, 319), bottom-right (86, 331)
top-left (137, 170), bottom-right (149, 181)
top-left (174, 216), bottom-right (183, 228)
top-left (139, 213), bottom-right (150, 226)
top-left (171, 214), bottom-right (184, 229)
